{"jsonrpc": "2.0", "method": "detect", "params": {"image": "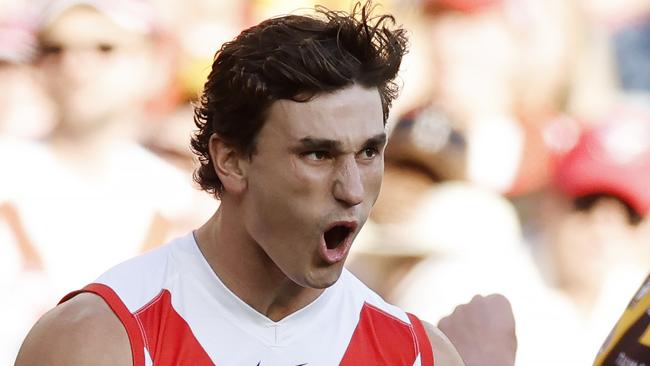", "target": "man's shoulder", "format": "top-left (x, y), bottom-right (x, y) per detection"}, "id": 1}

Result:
top-left (420, 320), bottom-right (465, 366)
top-left (15, 293), bottom-right (132, 366)
top-left (338, 270), bottom-right (465, 365)
top-left (98, 233), bottom-right (193, 284)
top-left (89, 234), bottom-right (190, 311)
